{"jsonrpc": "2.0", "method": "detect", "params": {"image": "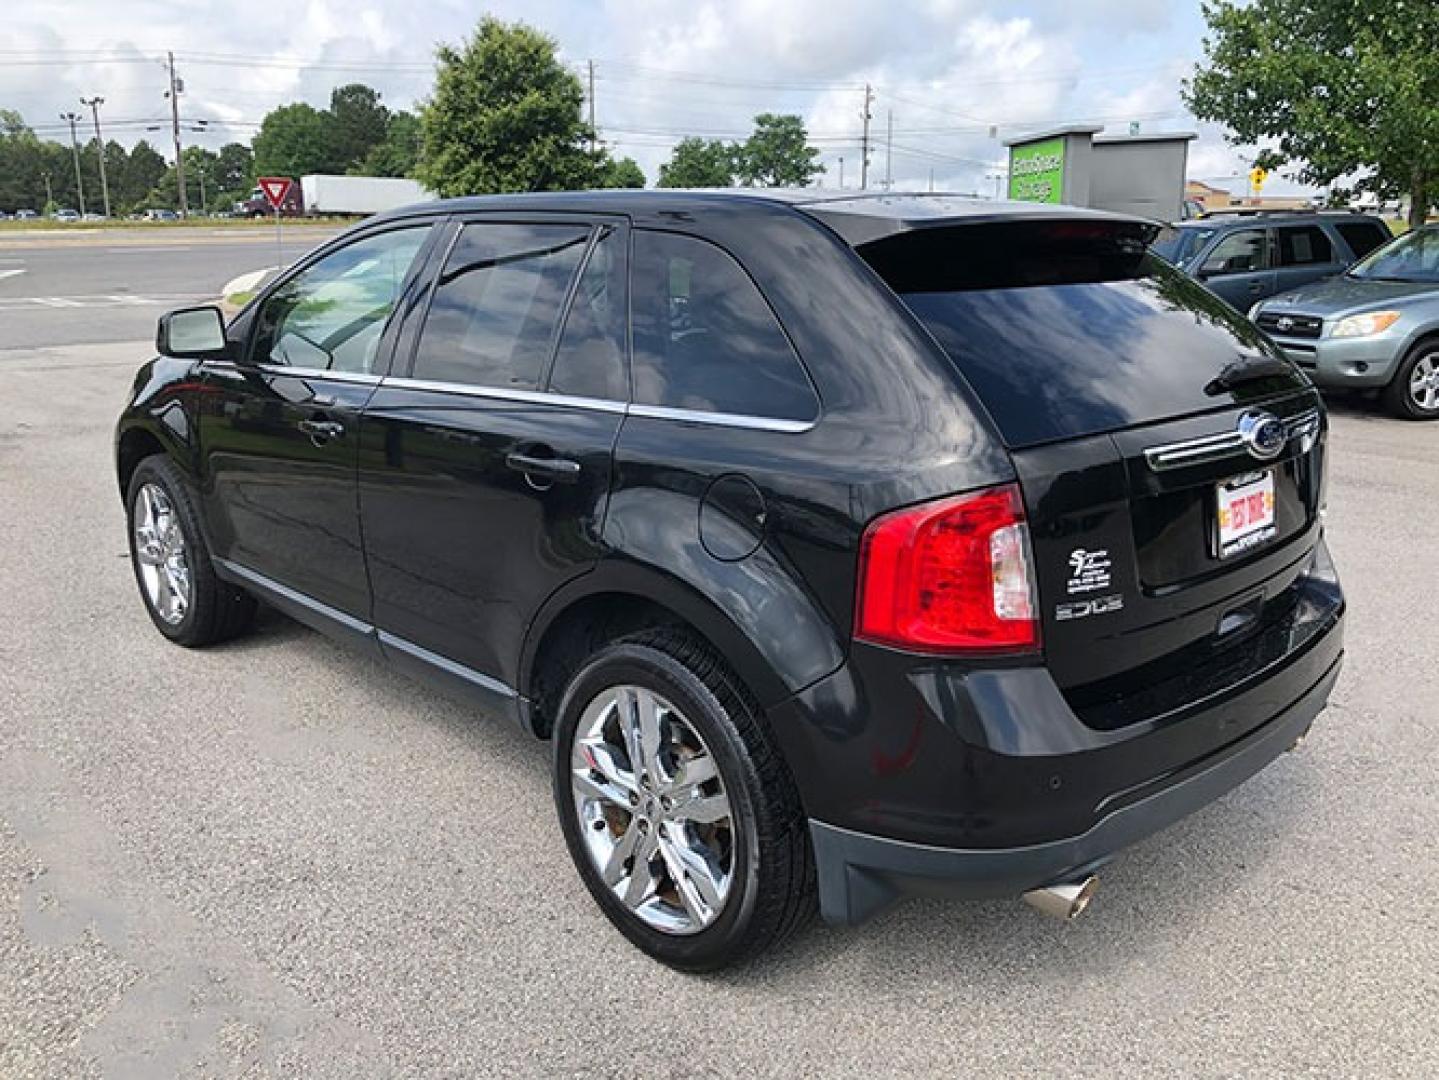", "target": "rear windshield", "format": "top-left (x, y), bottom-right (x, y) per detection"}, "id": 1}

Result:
top-left (1151, 225), bottom-right (1215, 267)
top-left (860, 220), bottom-right (1309, 448)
